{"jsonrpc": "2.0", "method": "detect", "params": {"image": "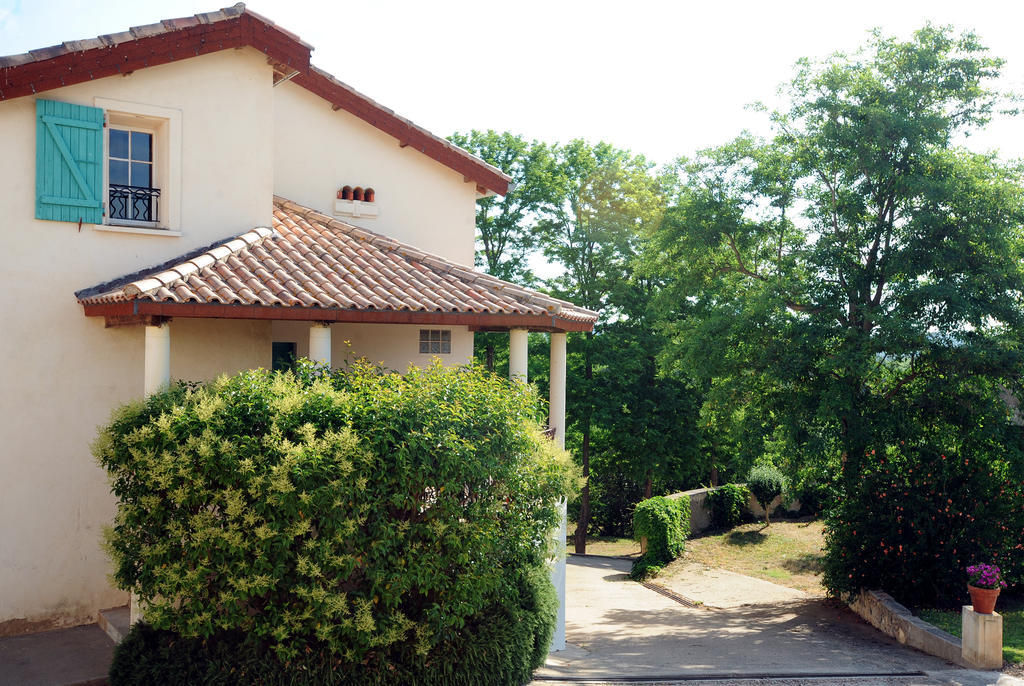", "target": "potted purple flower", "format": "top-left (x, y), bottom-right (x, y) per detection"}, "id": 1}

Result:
top-left (966, 563), bottom-right (1006, 614)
